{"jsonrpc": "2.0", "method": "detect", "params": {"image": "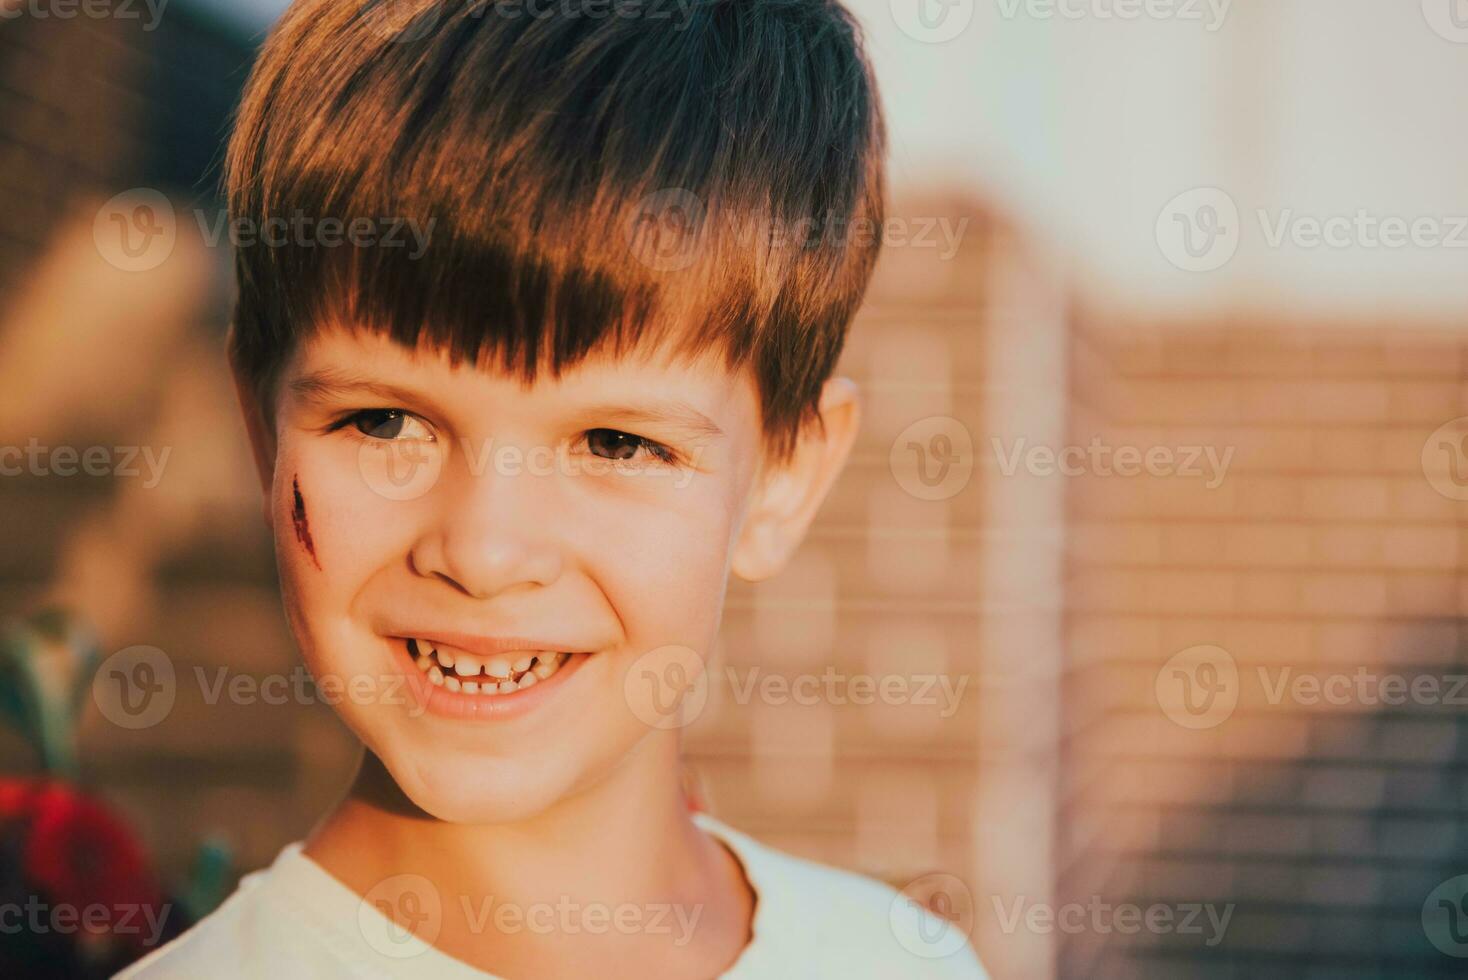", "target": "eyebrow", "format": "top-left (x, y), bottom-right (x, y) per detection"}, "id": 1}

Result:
top-left (289, 370), bottom-right (430, 408)
top-left (289, 370), bottom-right (725, 441)
top-left (572, 402), bottom-right (725, 442)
